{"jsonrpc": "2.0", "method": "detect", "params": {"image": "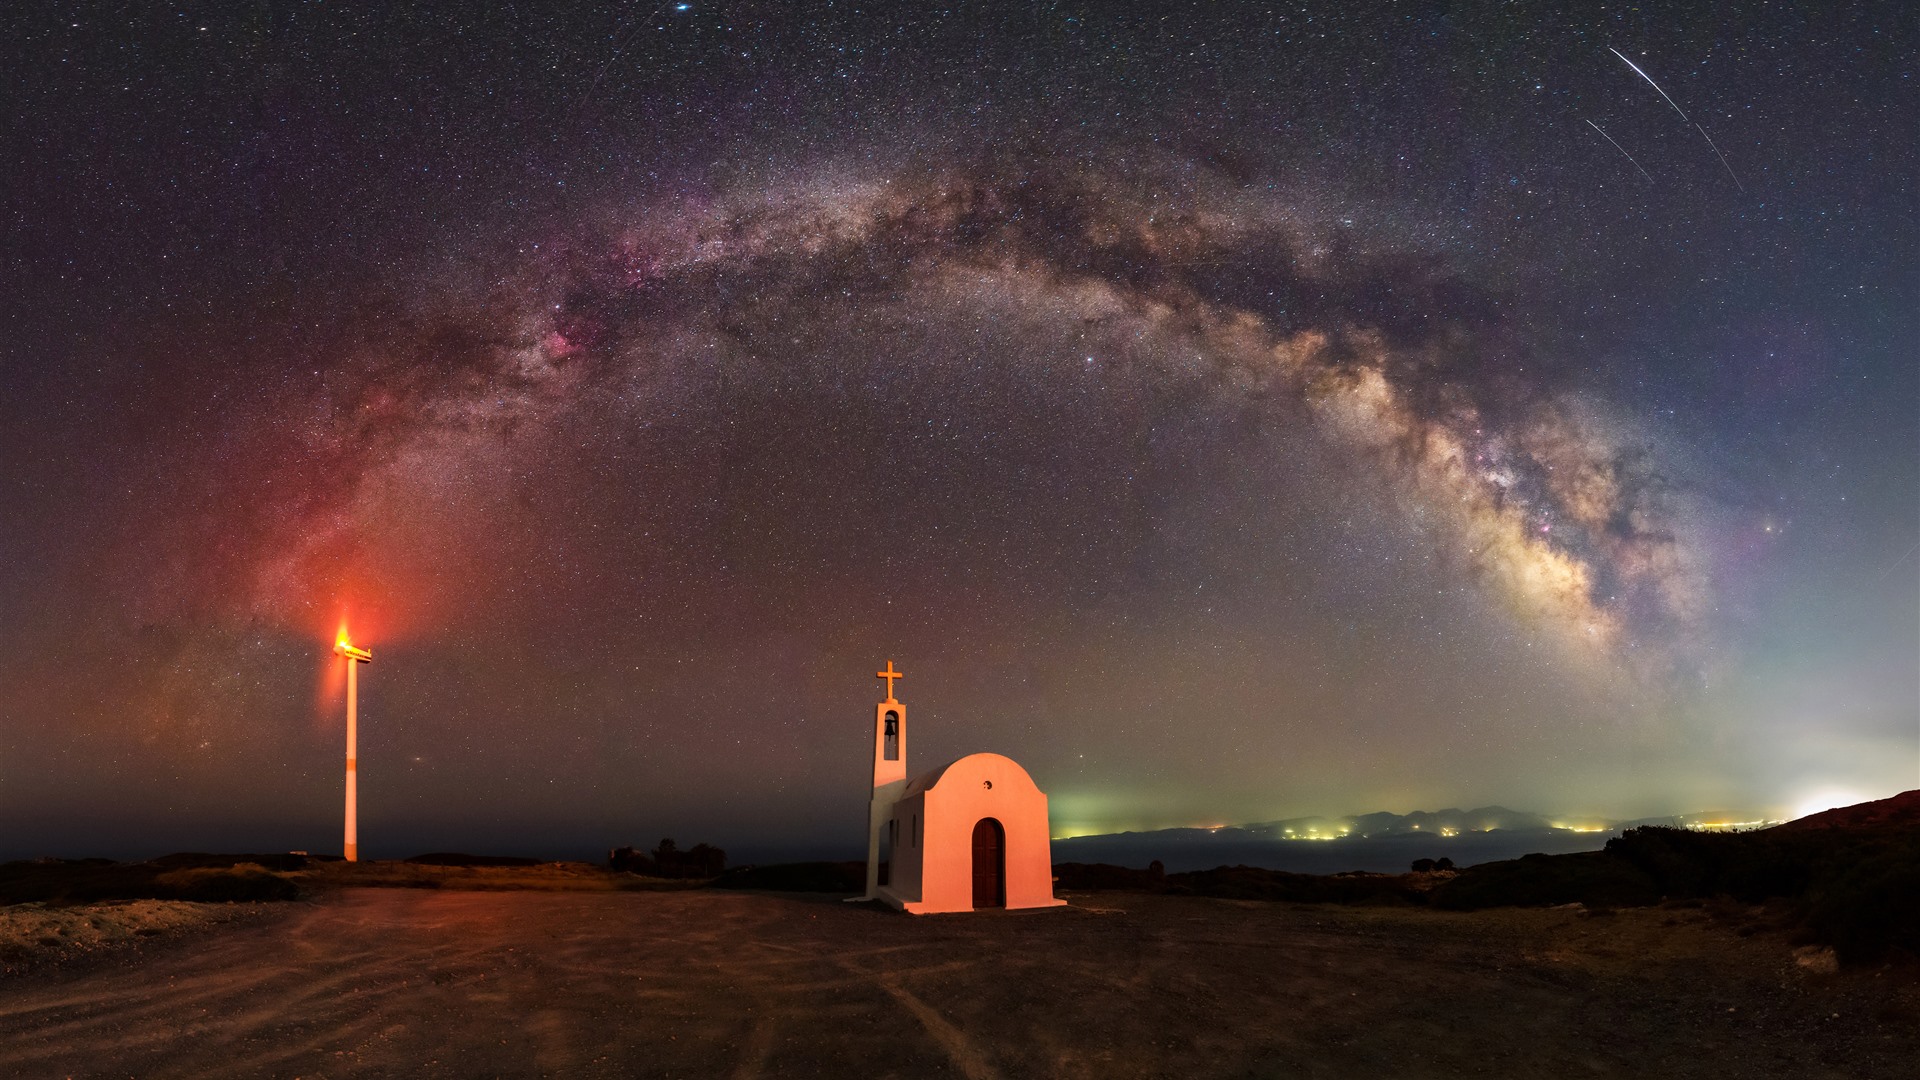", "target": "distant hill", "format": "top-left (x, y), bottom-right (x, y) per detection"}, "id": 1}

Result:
top-left (1055, 812), bottom-right (1611, 875)
top-left (1241, 806), bottom-right (1564, 839)
top-left (1052, 803), bottom-right (1789, 874)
